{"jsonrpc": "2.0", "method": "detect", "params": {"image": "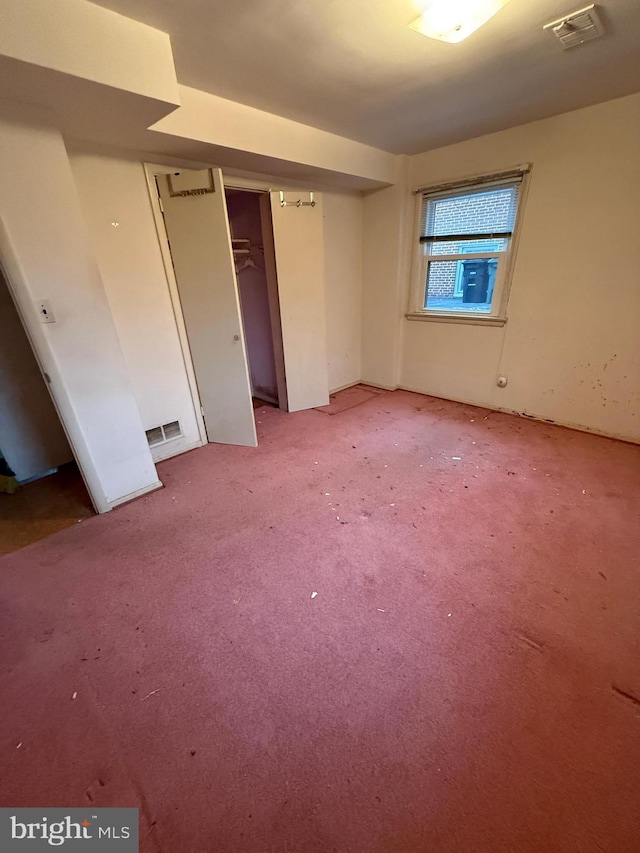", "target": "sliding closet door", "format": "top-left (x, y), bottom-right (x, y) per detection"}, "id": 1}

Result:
top-left (158, 168), bottom-right (256, 447)
top-left (269, 191), bottom-right (329, 412)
